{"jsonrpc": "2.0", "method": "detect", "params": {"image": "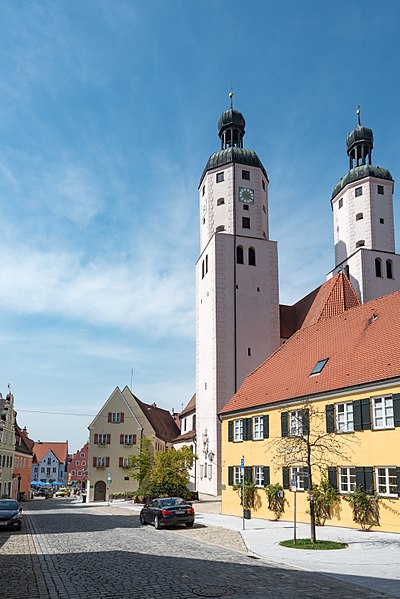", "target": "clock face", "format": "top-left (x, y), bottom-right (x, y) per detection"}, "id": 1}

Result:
top-left (239, 187), bottom-right (254, 204)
